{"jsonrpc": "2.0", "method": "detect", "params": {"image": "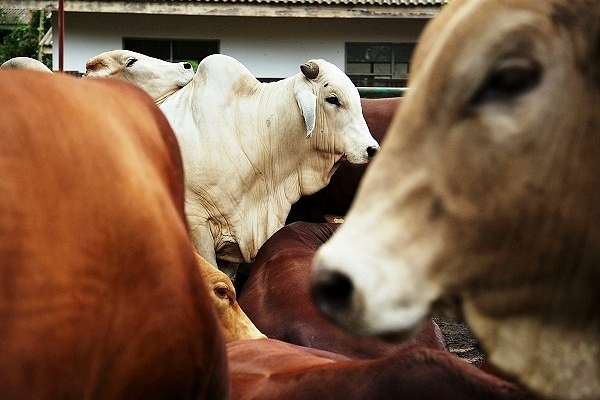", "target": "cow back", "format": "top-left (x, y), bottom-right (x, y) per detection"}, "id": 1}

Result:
top-left (228, 339), bottom-right (533, 400)
top-left (238, 221), bottom-right (447, 359)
